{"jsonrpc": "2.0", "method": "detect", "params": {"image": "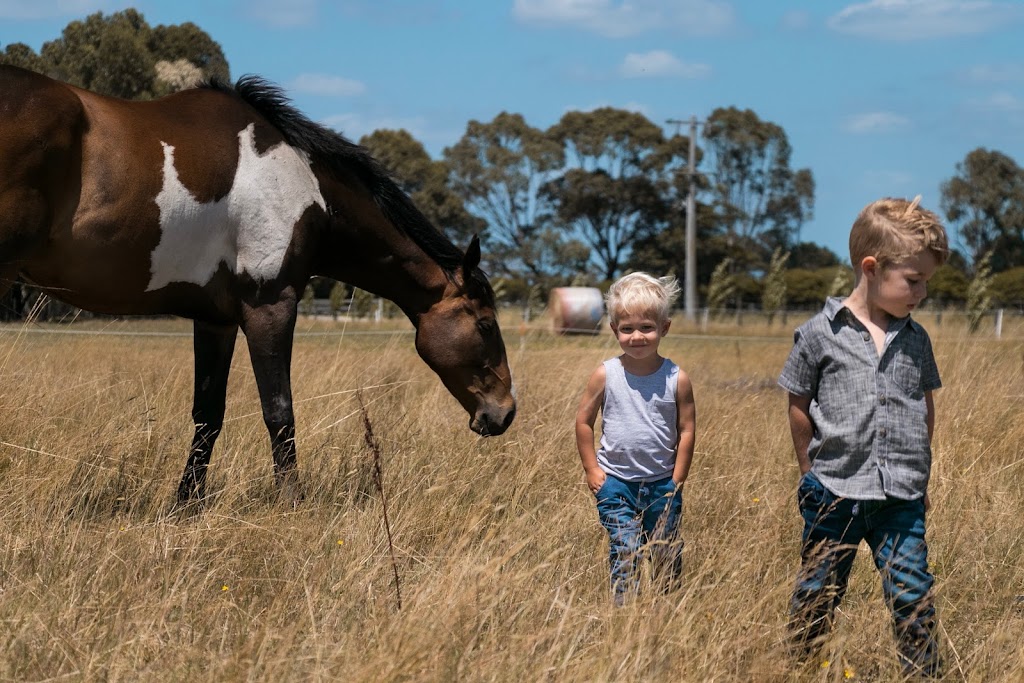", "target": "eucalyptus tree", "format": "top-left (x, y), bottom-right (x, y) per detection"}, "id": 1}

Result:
top-left (444, 113), bottom-right (582, 282)
top-left (544, 107), bottom-right (688, 281)
top-left (701, 106), bottom-right (814, 270)
top-left (940, 148), bottom-right (1024, 271)
top-left (361, 129), bottom-right (484, 246)
top-left (1, 9), bottom-right (228, 99)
